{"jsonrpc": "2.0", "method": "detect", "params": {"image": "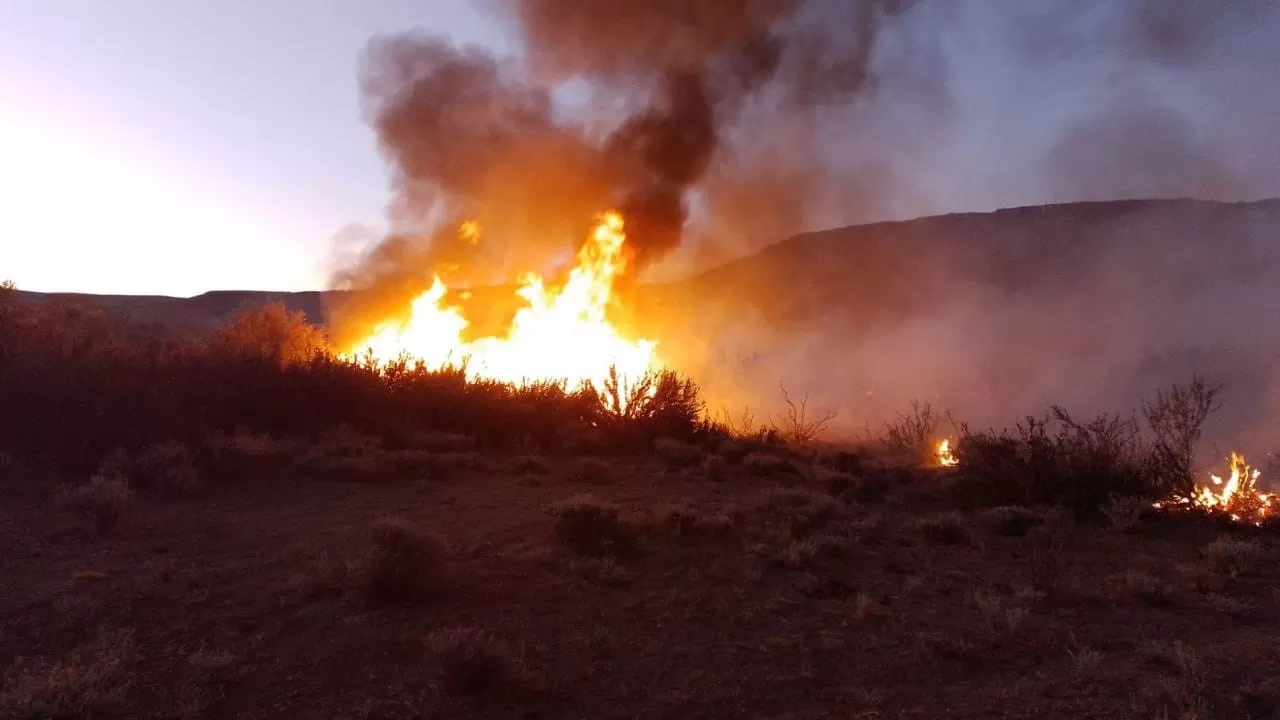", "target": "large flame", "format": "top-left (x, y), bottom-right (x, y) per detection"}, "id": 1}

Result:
top-left (344, 211), bottom-right (658, 390)
top-left (1153, 452), bottom-right (1276, 525)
